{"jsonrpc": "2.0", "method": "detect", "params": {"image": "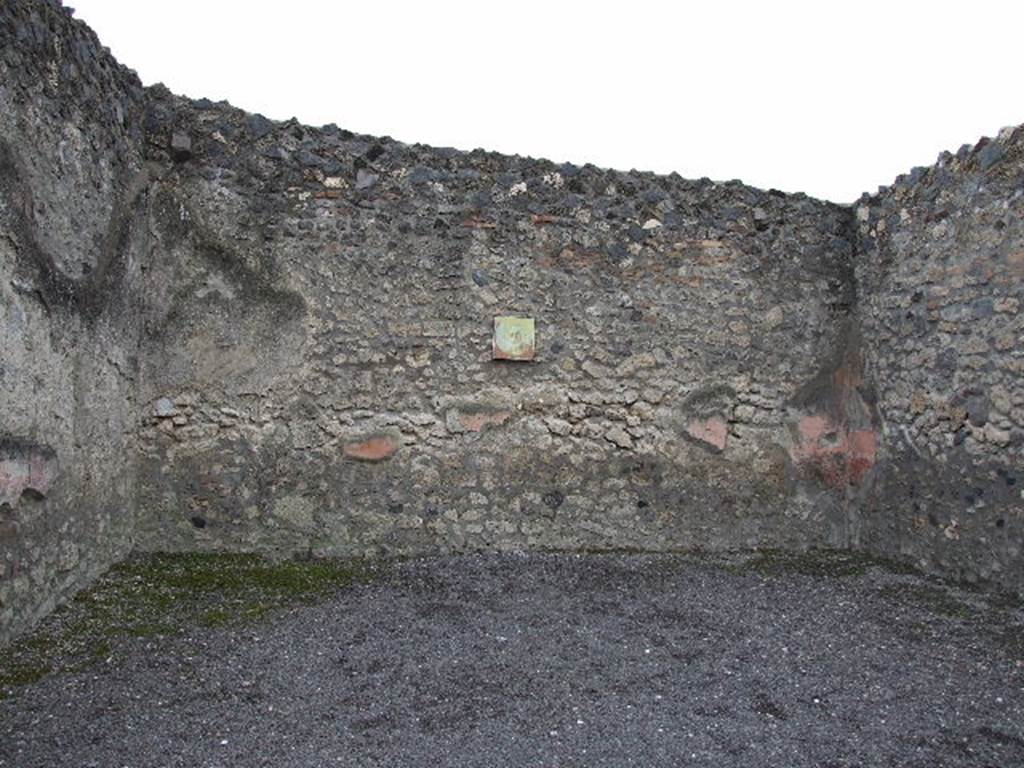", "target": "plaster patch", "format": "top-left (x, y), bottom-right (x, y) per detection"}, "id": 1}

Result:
top-left (343, 434), bottom-right (400, 462)
top-left (492, 316), bottom-right (535, 361)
